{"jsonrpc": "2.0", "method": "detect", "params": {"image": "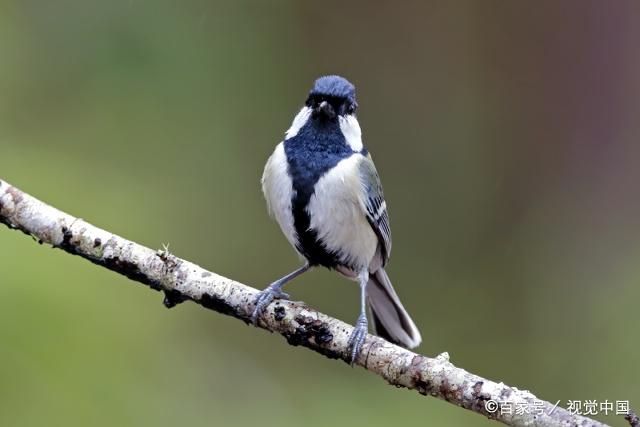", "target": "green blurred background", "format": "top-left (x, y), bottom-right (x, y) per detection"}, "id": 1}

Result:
top-left (1, 1), bottom-right (639, 426)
